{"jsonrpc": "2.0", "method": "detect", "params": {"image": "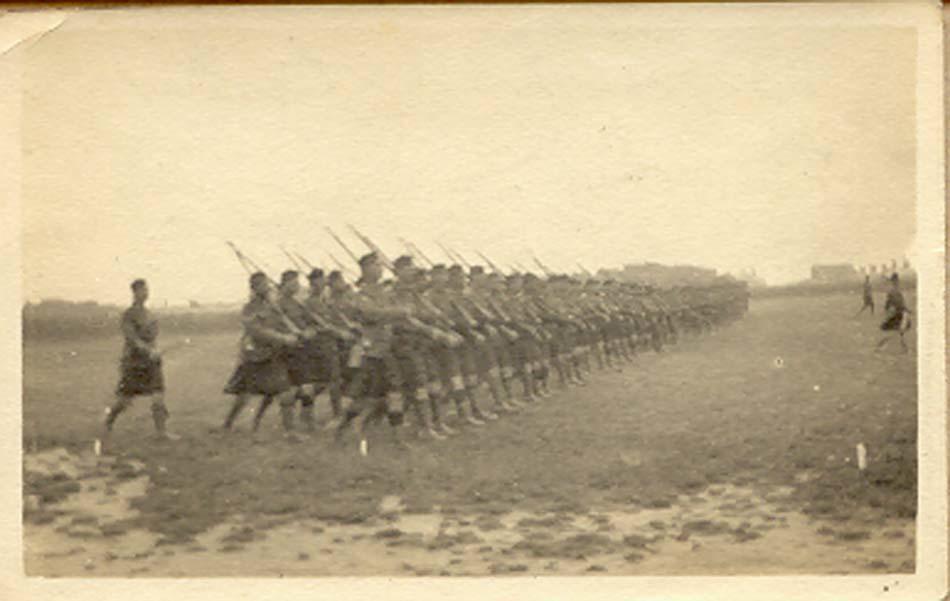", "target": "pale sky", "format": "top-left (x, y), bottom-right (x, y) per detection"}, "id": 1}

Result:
top-left (19, 9), bottom-right (918, 305)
